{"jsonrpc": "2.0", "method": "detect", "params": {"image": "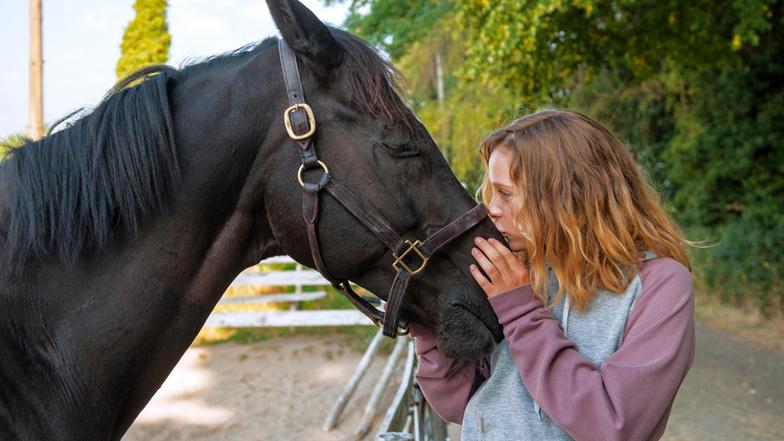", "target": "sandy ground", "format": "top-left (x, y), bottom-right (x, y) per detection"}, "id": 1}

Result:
top-left (123, 334), bottom-right (405, 441)
top-left (123, 322), bottom-right (784, 441)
